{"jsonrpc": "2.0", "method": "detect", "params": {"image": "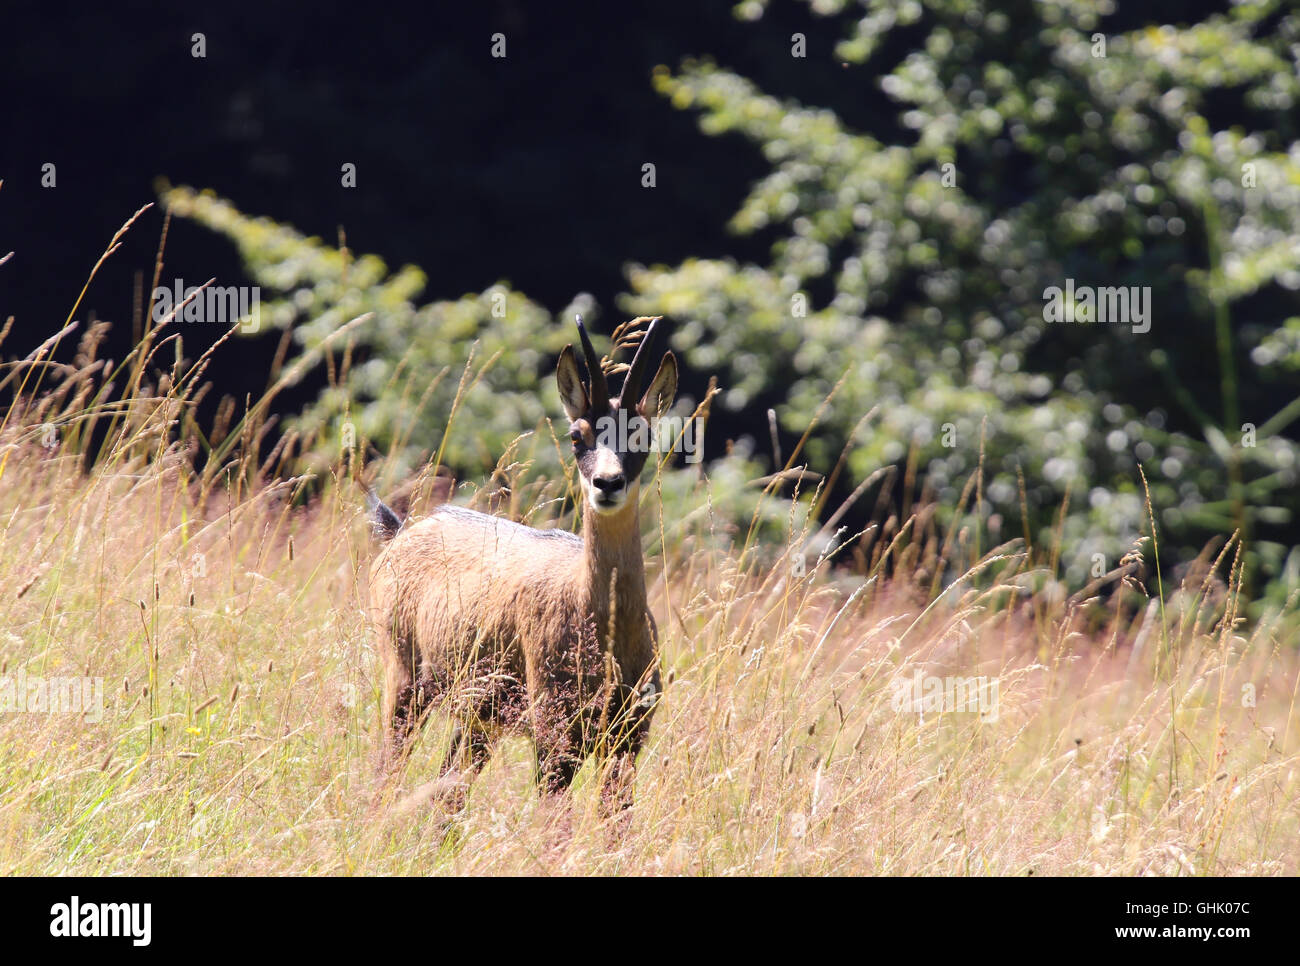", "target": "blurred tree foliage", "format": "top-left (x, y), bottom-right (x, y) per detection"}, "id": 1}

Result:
top-left (162, 185), bottom-right (564, 481)
top-left (621, 0), bottom-right (1300, 603)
